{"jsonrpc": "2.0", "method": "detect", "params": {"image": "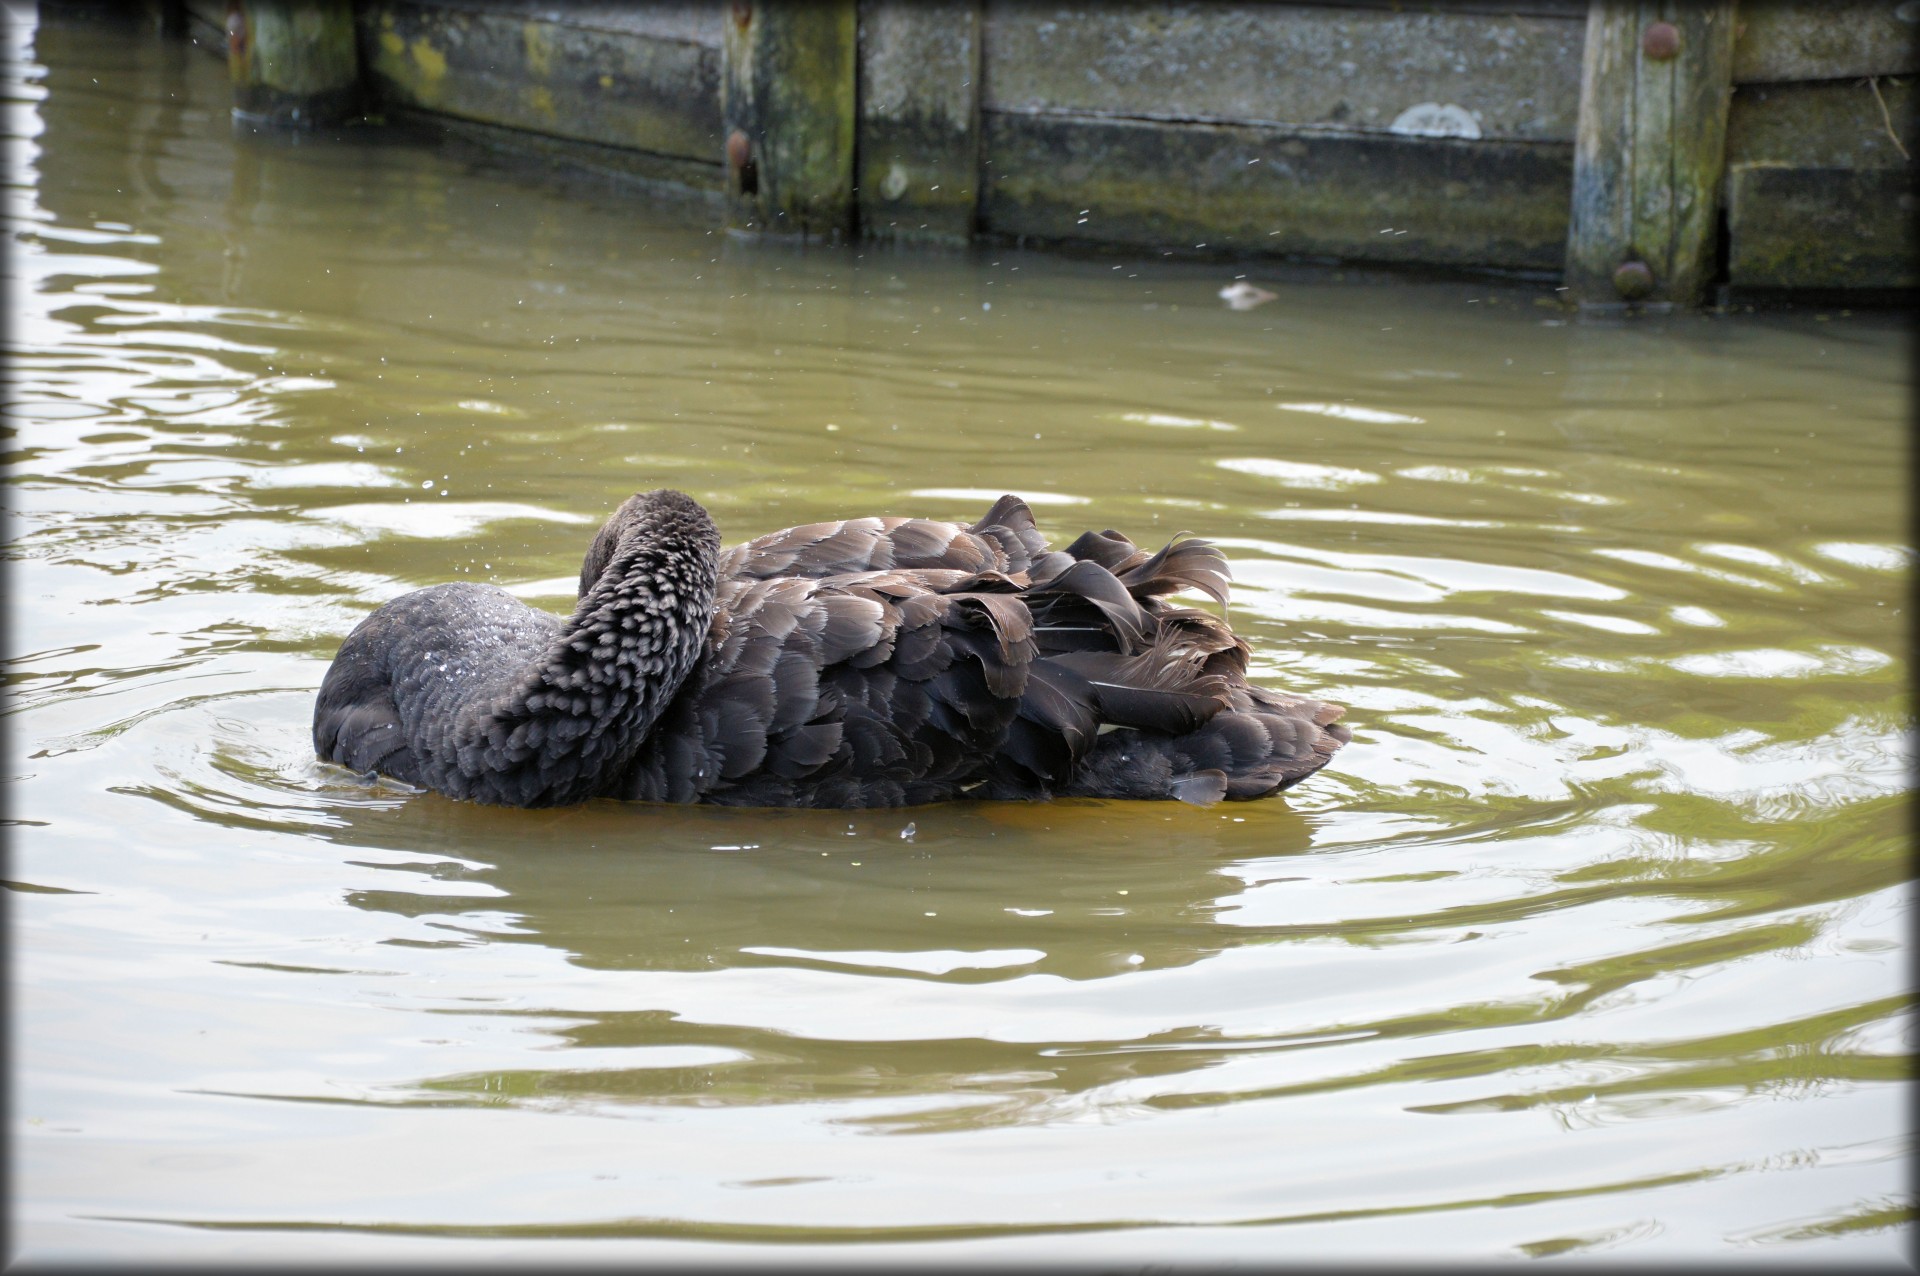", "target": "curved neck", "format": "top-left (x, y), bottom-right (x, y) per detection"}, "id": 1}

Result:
top-left (484, 491), bottom-right (720, 807)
